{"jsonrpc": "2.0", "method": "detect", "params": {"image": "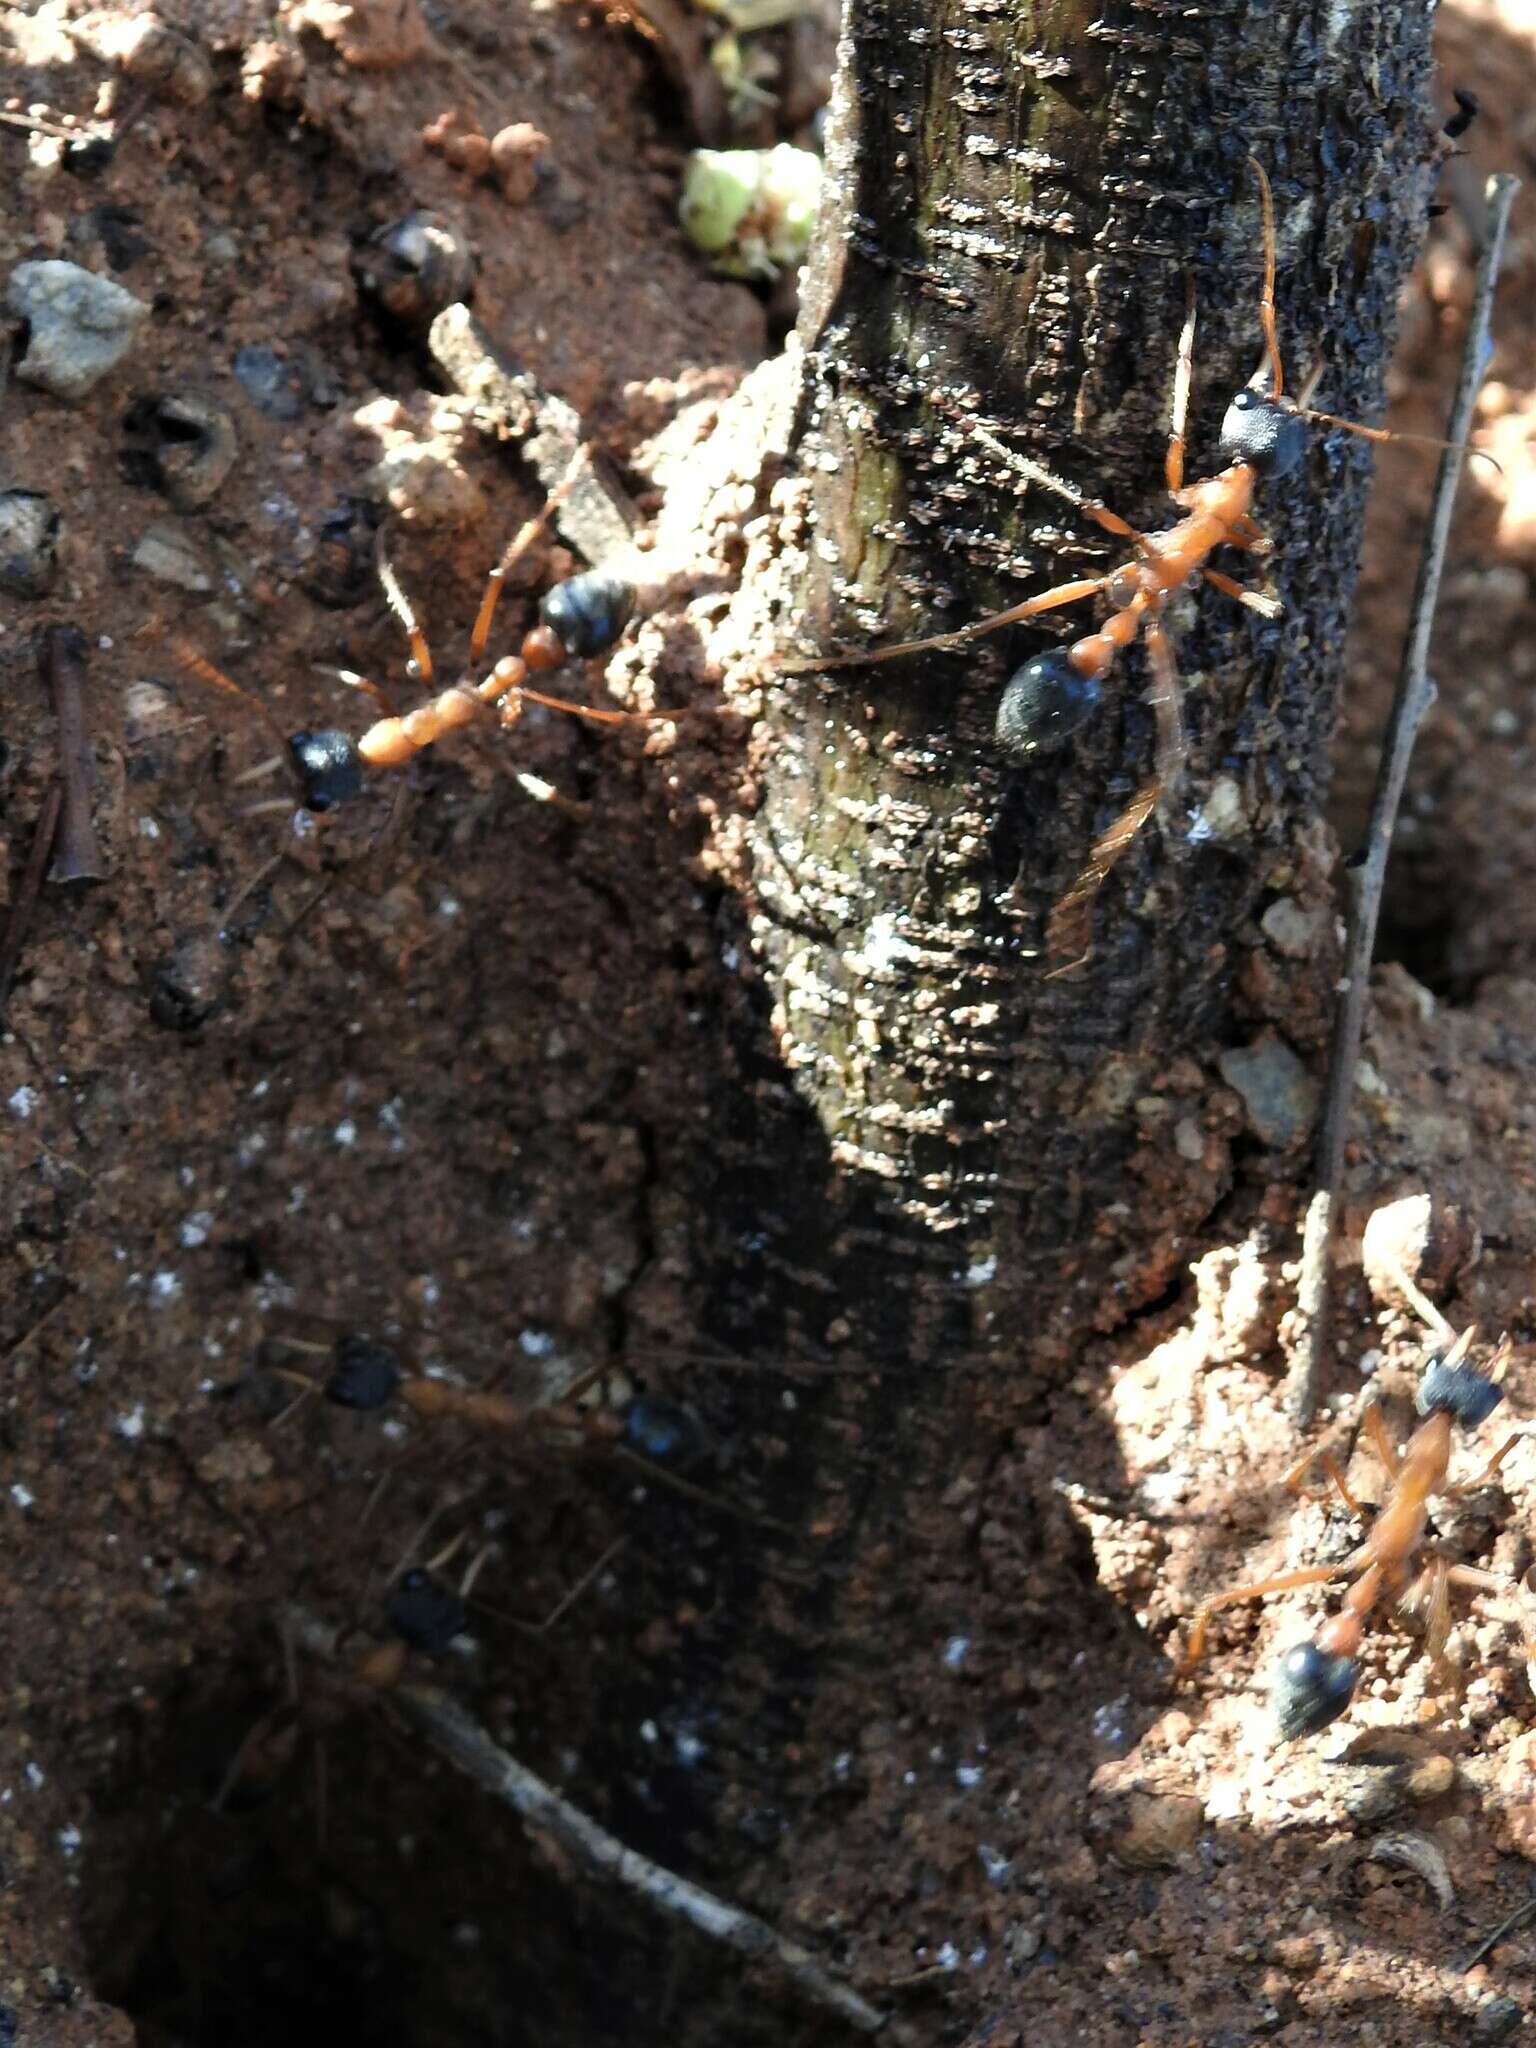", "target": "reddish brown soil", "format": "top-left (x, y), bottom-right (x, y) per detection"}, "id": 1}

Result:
top-left (2, 3), bottom-right (1536, 2047)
